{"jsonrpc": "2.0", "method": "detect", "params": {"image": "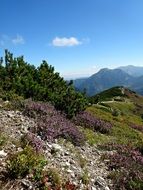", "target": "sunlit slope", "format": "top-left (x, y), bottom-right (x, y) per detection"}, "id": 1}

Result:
top-left (86, 87), bottom-right (143, 148)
